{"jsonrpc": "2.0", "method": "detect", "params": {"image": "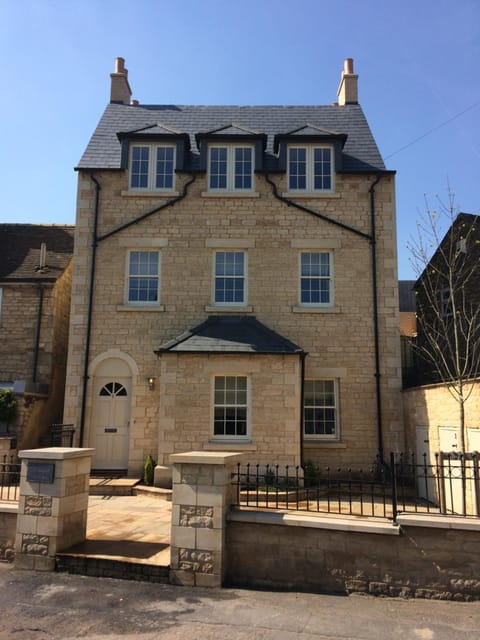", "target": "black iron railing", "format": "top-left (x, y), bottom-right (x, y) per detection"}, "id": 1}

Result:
top-left (0, 454), bottom-right (21, 502)
top-left (394, 451), bottom-right (480, 518)
top-left (40, 423), bottom-right (76, 447)
top-left (233, 452), bottom-right (480, 523)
